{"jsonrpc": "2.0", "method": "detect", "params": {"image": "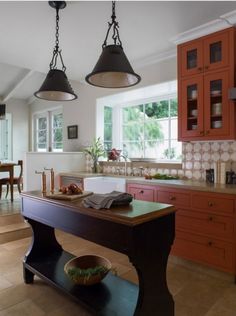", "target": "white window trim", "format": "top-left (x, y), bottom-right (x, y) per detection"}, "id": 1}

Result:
top-left (32, 106), bottom-right (63, 152)
top-left (0, 113), bottom-right (12, 161)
